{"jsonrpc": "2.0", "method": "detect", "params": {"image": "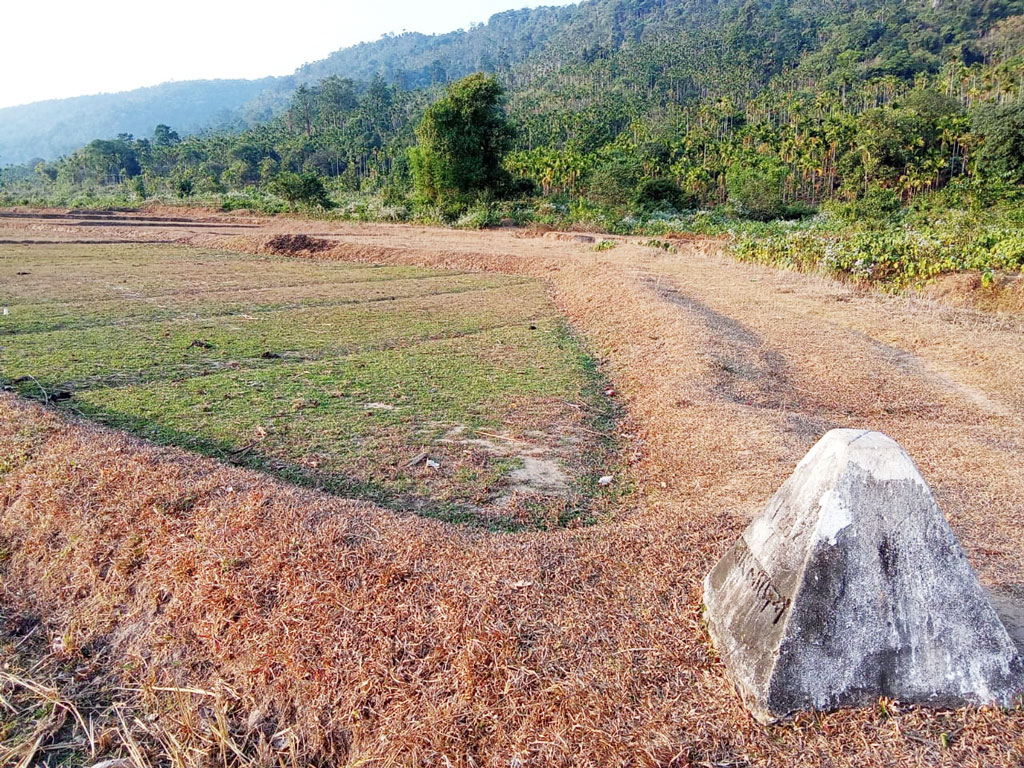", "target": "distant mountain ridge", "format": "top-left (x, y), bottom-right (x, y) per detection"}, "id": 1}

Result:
top-left (0, 78), bottom-right (291, 166)
top-left (0, 4), bottom-right (580, 166)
